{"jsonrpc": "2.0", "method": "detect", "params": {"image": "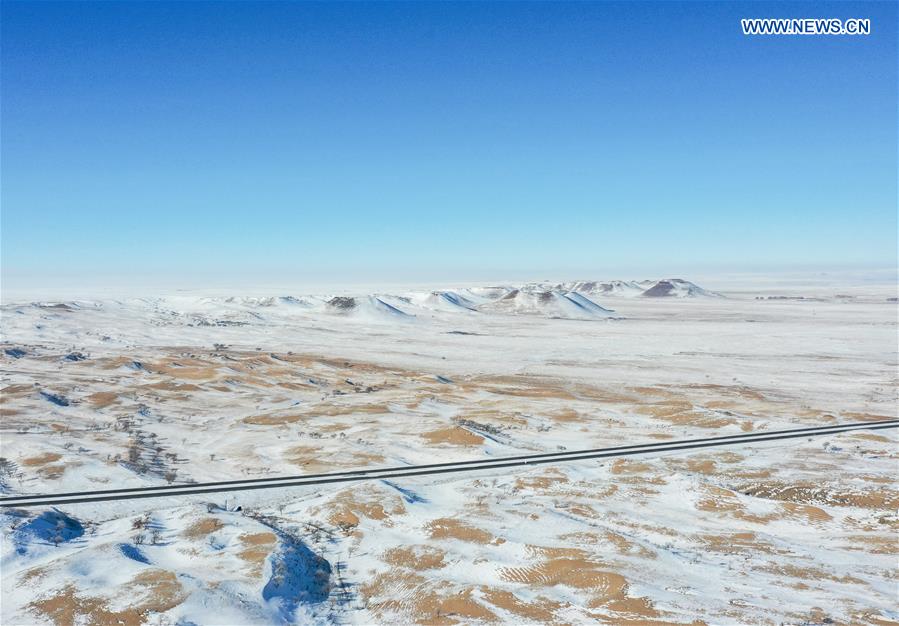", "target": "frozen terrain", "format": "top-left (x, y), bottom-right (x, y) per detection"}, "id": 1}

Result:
top-left (1, 278), bottom-right (896, 625)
